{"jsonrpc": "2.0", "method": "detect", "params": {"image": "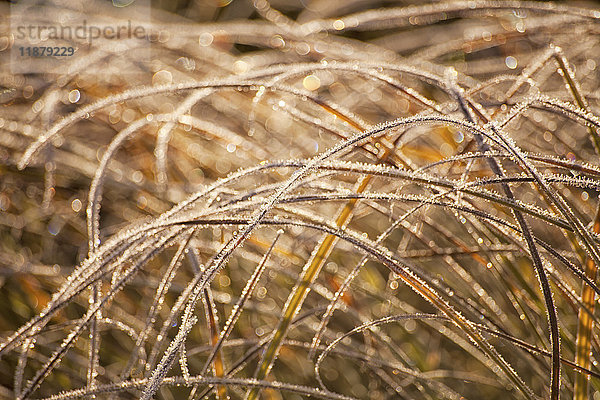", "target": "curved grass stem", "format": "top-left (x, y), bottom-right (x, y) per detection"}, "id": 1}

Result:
top-left (246, 172), bottom-right (376, 400)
